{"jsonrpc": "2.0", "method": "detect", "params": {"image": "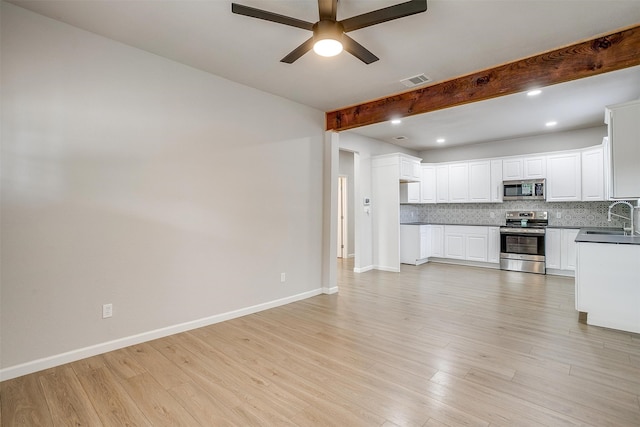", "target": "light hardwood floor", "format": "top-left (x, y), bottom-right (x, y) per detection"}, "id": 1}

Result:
top-left (2, 260), bottom-right (640, 426)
